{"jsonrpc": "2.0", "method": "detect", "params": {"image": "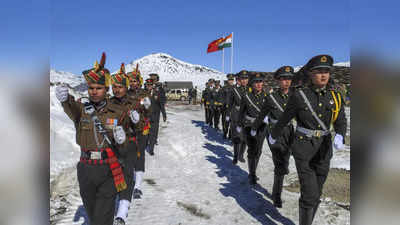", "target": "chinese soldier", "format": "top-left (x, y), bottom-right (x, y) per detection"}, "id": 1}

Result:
top-left (269, 55), bottom-right (347, 225)
top-left (221, 74), bottom-right (235, 139)
top-left (238, 72), bottom-right (268, 185)
top-left (252, 66), bottom-right (296, 208)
